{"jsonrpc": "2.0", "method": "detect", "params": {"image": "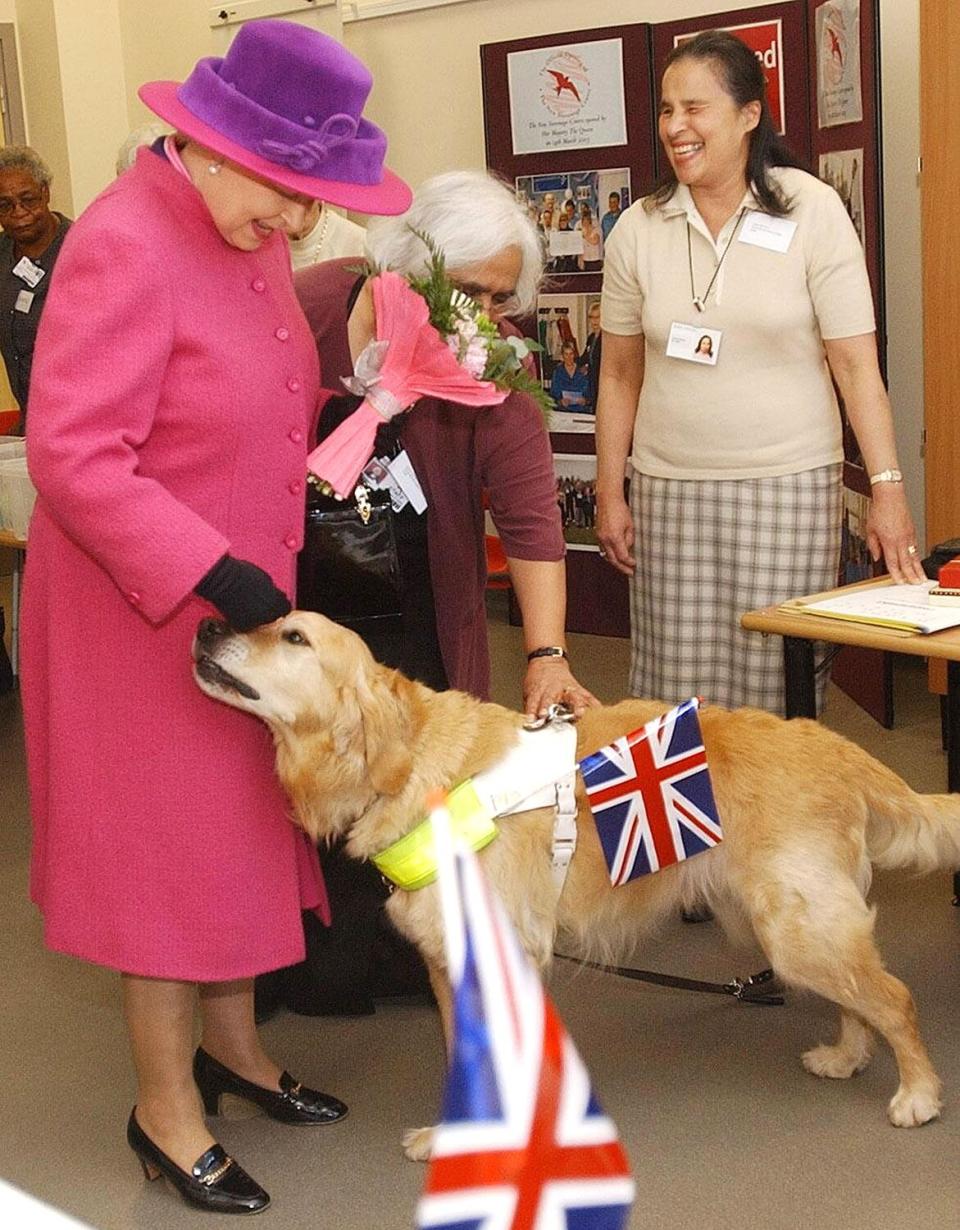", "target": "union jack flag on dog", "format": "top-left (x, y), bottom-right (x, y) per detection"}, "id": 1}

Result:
top-left (579, 697), bottom-right (723, 887)
top-left (416, 809), bottom-right (635, 1230)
